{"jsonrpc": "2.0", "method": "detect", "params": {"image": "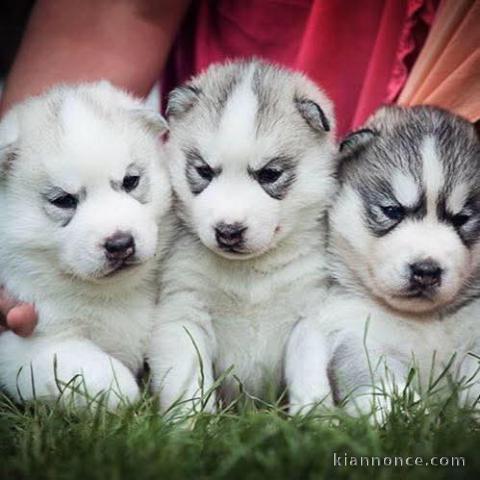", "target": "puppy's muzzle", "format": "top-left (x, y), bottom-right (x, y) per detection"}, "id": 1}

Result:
top-left (409, 259), bottom-right (442, 290)
top-left (215, 222), bottom-right (247, 250)
top-left (104, 232), bottom-right (135, 263)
